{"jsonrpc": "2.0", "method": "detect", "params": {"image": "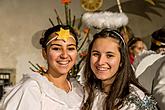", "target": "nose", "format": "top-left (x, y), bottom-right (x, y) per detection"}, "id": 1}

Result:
top-left (60, 49), bottom-right (68, 59)
top-left (97, 55), bottom-right (106, 65)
